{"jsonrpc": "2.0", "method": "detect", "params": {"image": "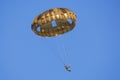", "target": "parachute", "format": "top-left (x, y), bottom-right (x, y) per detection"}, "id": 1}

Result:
top-left (31, 8), bottom-right (77, 72)
top-left (31, 8), bottom-right (76, 37)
